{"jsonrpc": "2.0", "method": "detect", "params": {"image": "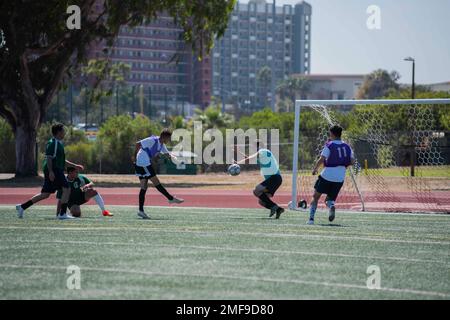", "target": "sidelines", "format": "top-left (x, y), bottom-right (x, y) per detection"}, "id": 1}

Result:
top-left (2, 239), bottom-right (447, 265)
top-left (1, 225), bottom-right (449, 245)
top-left (0, 263), bottom-right (448, 298)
